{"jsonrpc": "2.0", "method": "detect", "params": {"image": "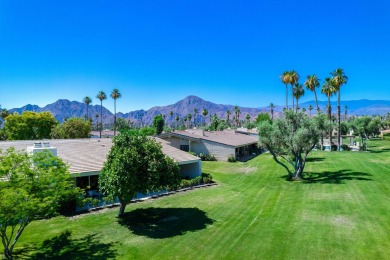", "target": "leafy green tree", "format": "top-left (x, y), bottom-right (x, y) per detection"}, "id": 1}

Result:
top-left (116, 118), bottom-right (131, 132)
top-left (99, 133), bottom-right (181, 217)
top-left (258, 110), bottom-right (328, 180)
top-left (51, 117), bottom-right (91, 139)
top-left (255, 113), bottom-right (271, 125)
top-left (111, 89), bottom-right (122, 137)
top-left (4, 111), bottom-right (57, 140)
top-left (0, 148), bottom-right (81, 259)
top-left (96, 91), bottom-right (107, 138)
top-left (152, 114), bottom-right (165, 135)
